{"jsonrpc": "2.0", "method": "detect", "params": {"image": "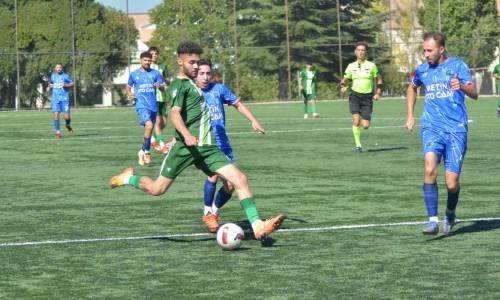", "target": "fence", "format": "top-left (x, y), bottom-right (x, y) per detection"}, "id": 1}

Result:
top-left (1, 0), bottom-right (498, 110)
